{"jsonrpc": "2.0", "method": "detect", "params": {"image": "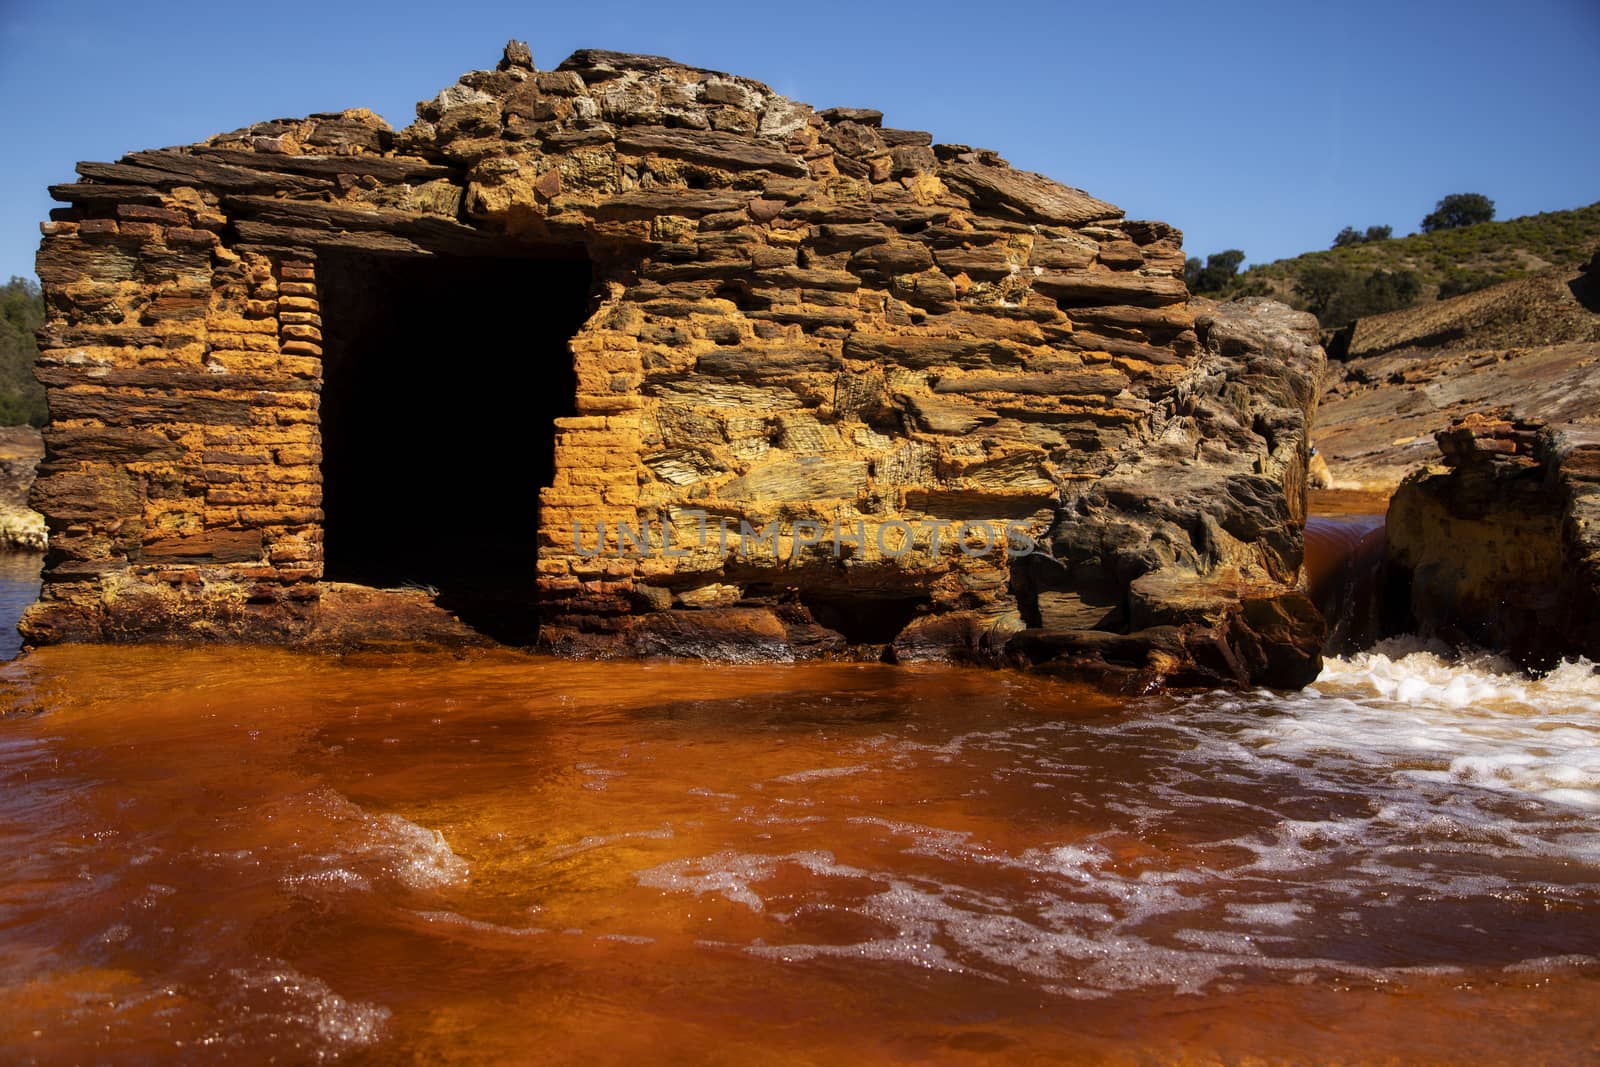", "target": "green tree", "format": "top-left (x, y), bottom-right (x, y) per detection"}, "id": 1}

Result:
top-left (1332, 227), bottom-right (1364, 248)
top-left (1421, 193), bottom-right (1495, 233)
top-left (1333, 224), bottom-right (1394, 249)
top-left (1293, 263), bottom-right (1422, 328)
top-left (1362, 268), bottom-right (1421, 311)
top-left (0, 277), bottom-right (48, 427)
top-left (1184, 249), bottom-right (1246, 294)
top-left (1293, 263), bottom-right (1350, 317)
